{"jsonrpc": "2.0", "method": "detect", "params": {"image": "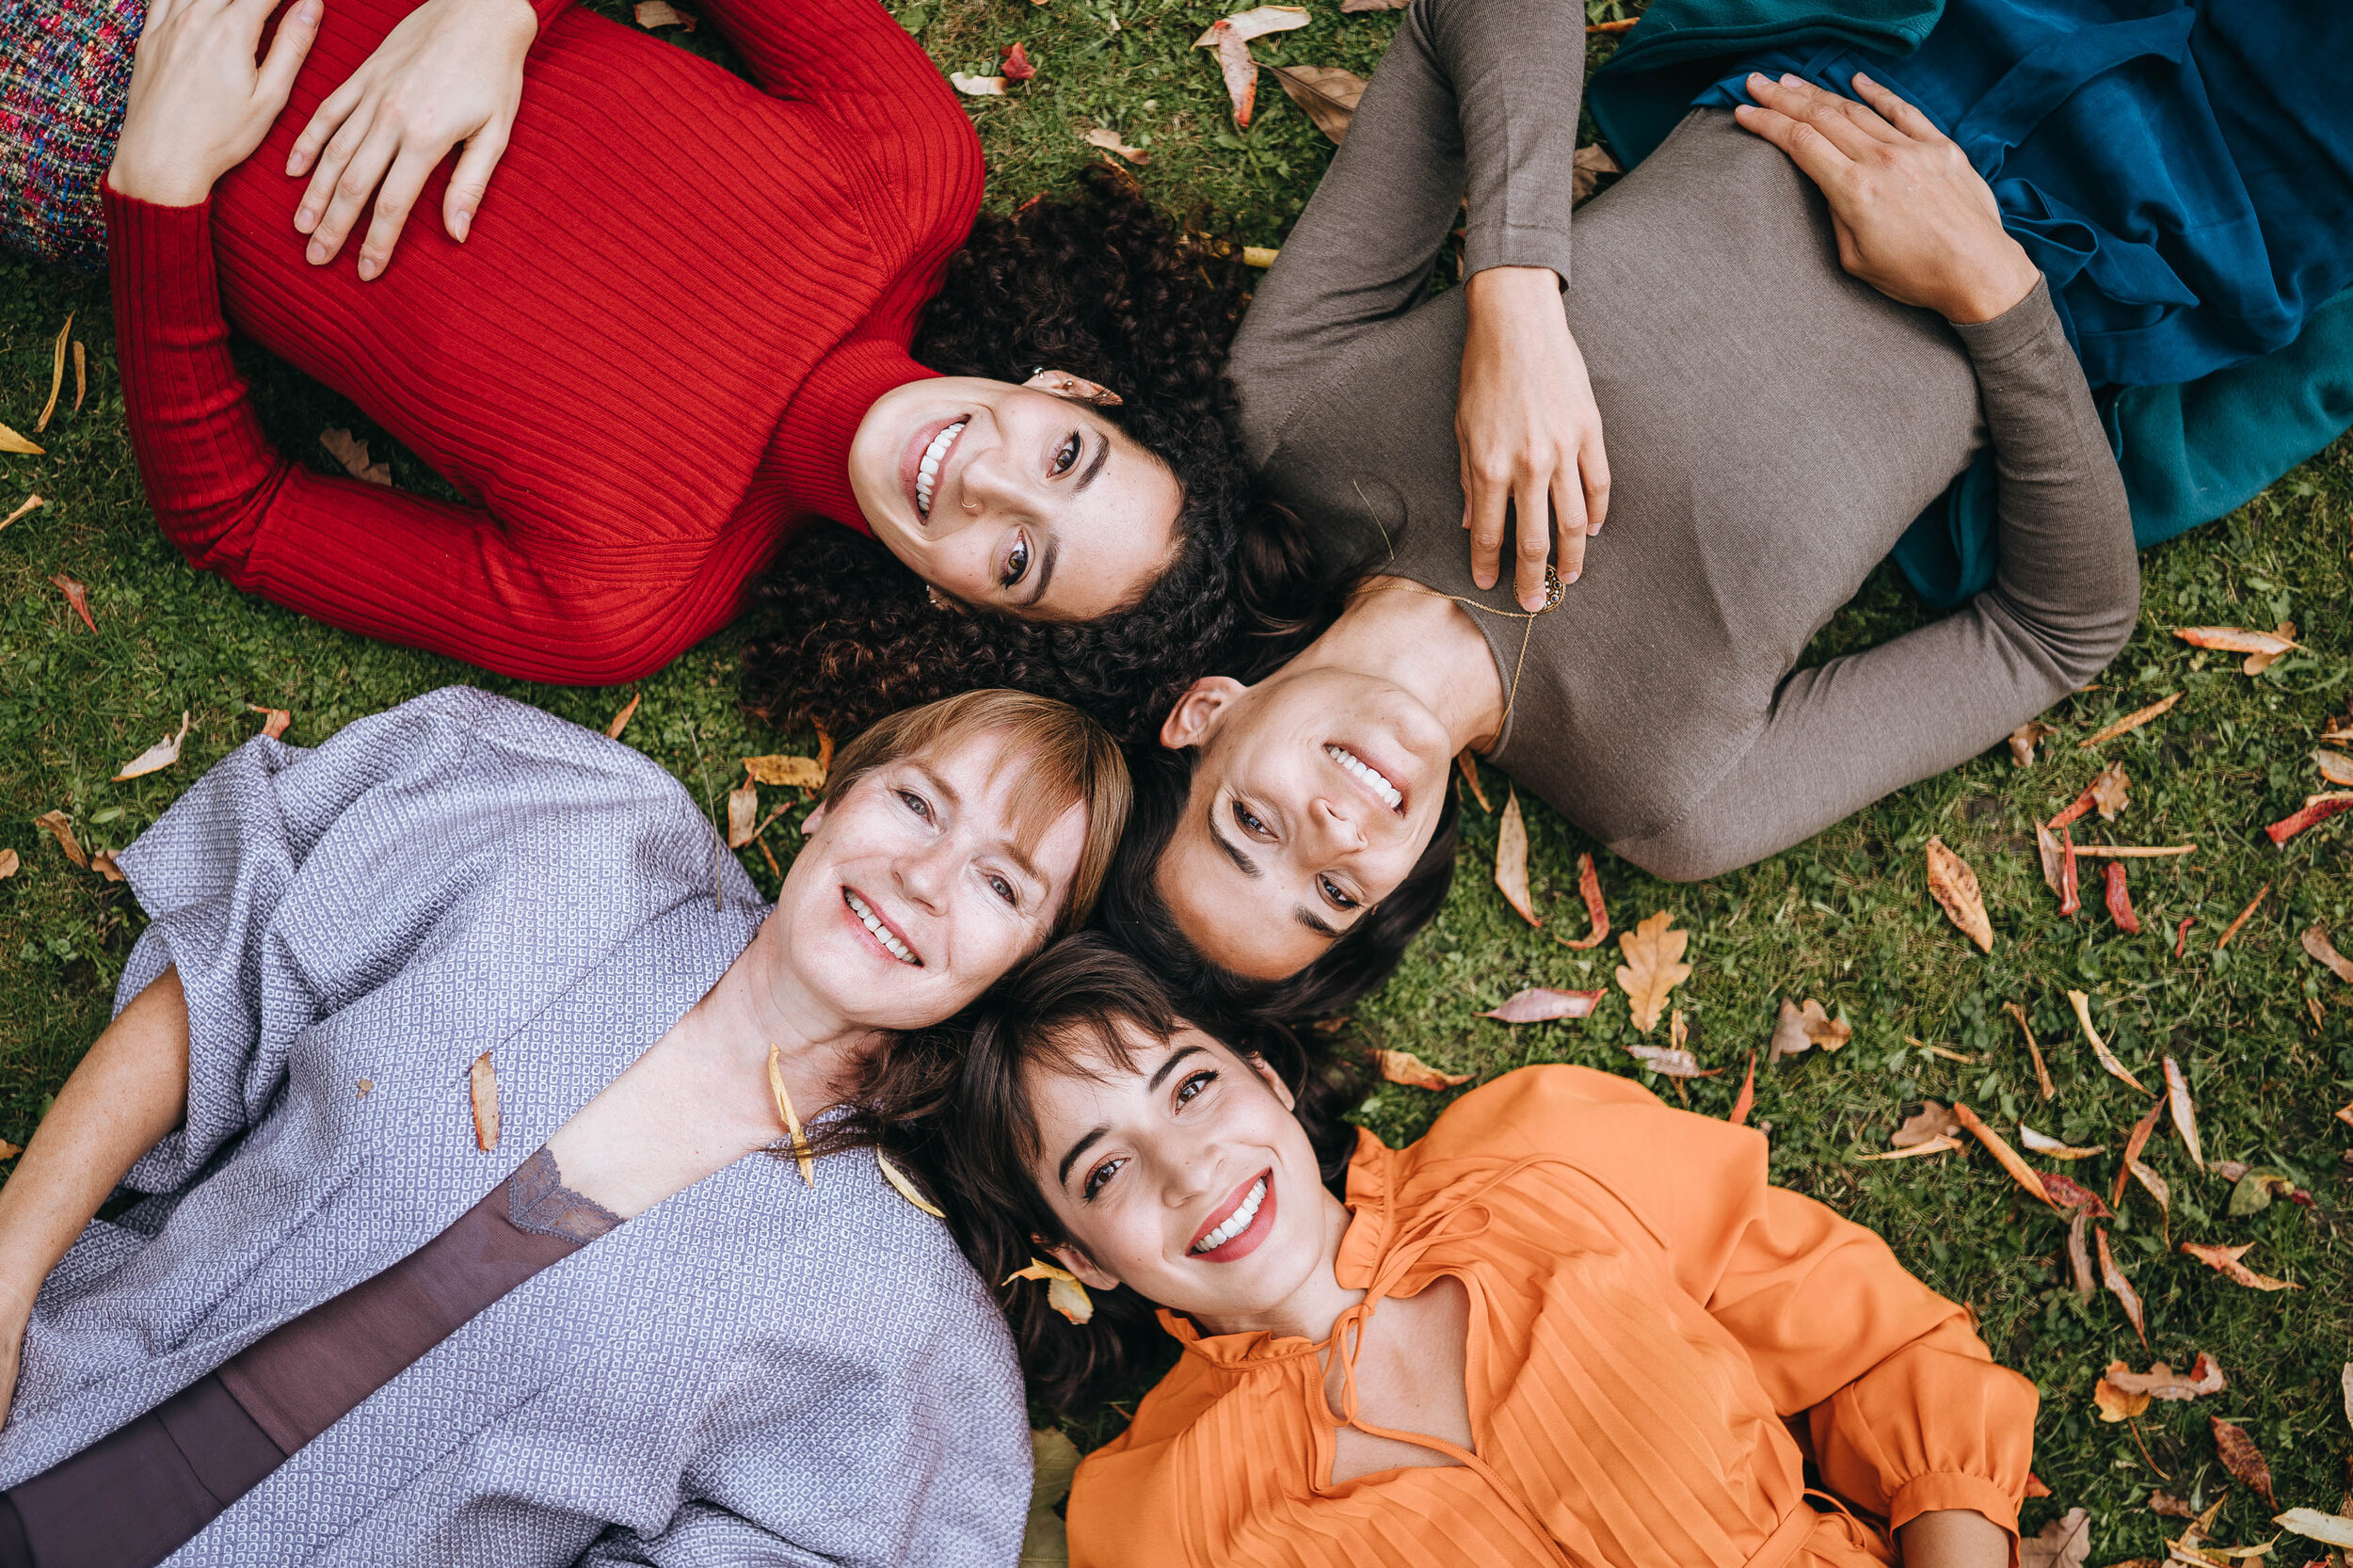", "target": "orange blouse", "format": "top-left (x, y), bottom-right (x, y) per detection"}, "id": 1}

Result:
top-left (1067, 1066), bottom-right (2038, 1568)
